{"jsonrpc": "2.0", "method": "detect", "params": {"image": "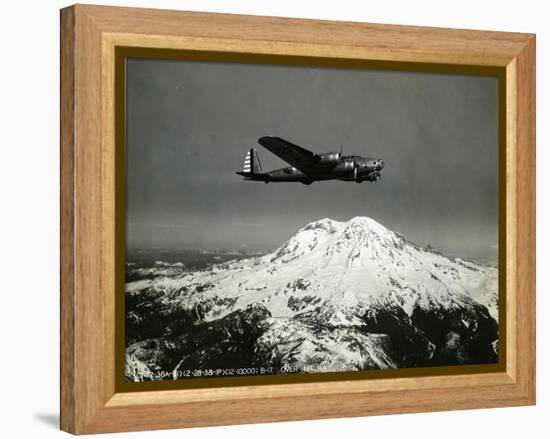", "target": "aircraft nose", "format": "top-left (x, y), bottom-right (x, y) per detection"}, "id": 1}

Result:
top-left (378, 160), bottom-right (384, 169)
